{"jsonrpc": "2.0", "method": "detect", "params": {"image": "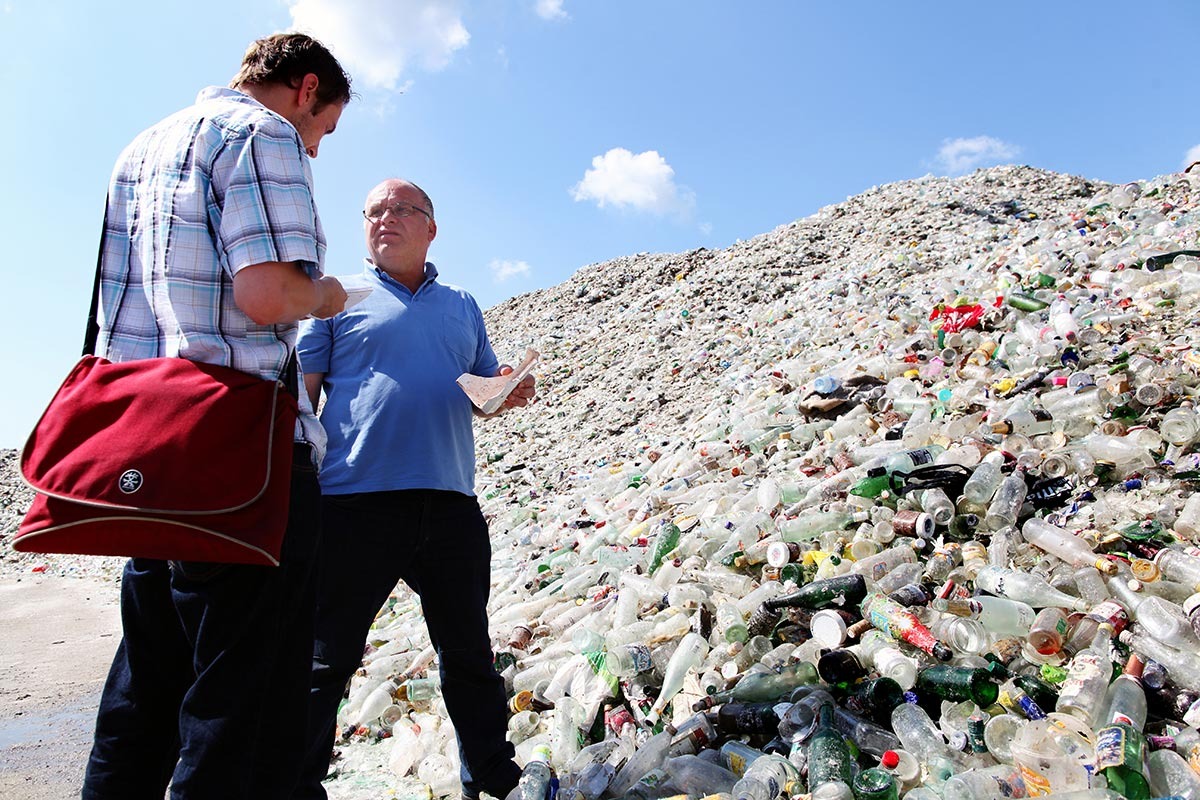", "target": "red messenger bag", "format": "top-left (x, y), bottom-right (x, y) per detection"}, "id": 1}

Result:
top-left (16, 355), bottom-right (297, 566)
top-left (14, 216), bottom-right (299, 567)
